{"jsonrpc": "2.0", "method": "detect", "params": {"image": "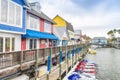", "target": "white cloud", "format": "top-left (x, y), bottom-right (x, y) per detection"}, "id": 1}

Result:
top-left (29, 0), bottom-right (120, 37)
